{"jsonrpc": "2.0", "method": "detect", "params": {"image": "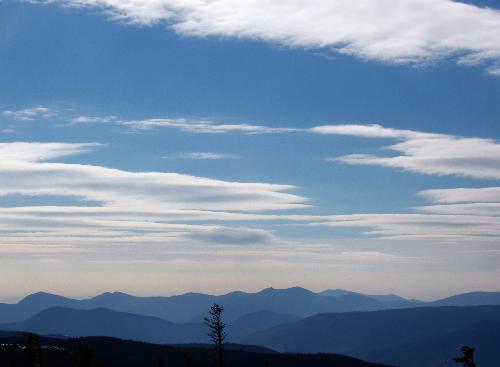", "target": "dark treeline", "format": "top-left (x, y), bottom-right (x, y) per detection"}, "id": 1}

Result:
top-left (0, 335), bottom-right (388, 367)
